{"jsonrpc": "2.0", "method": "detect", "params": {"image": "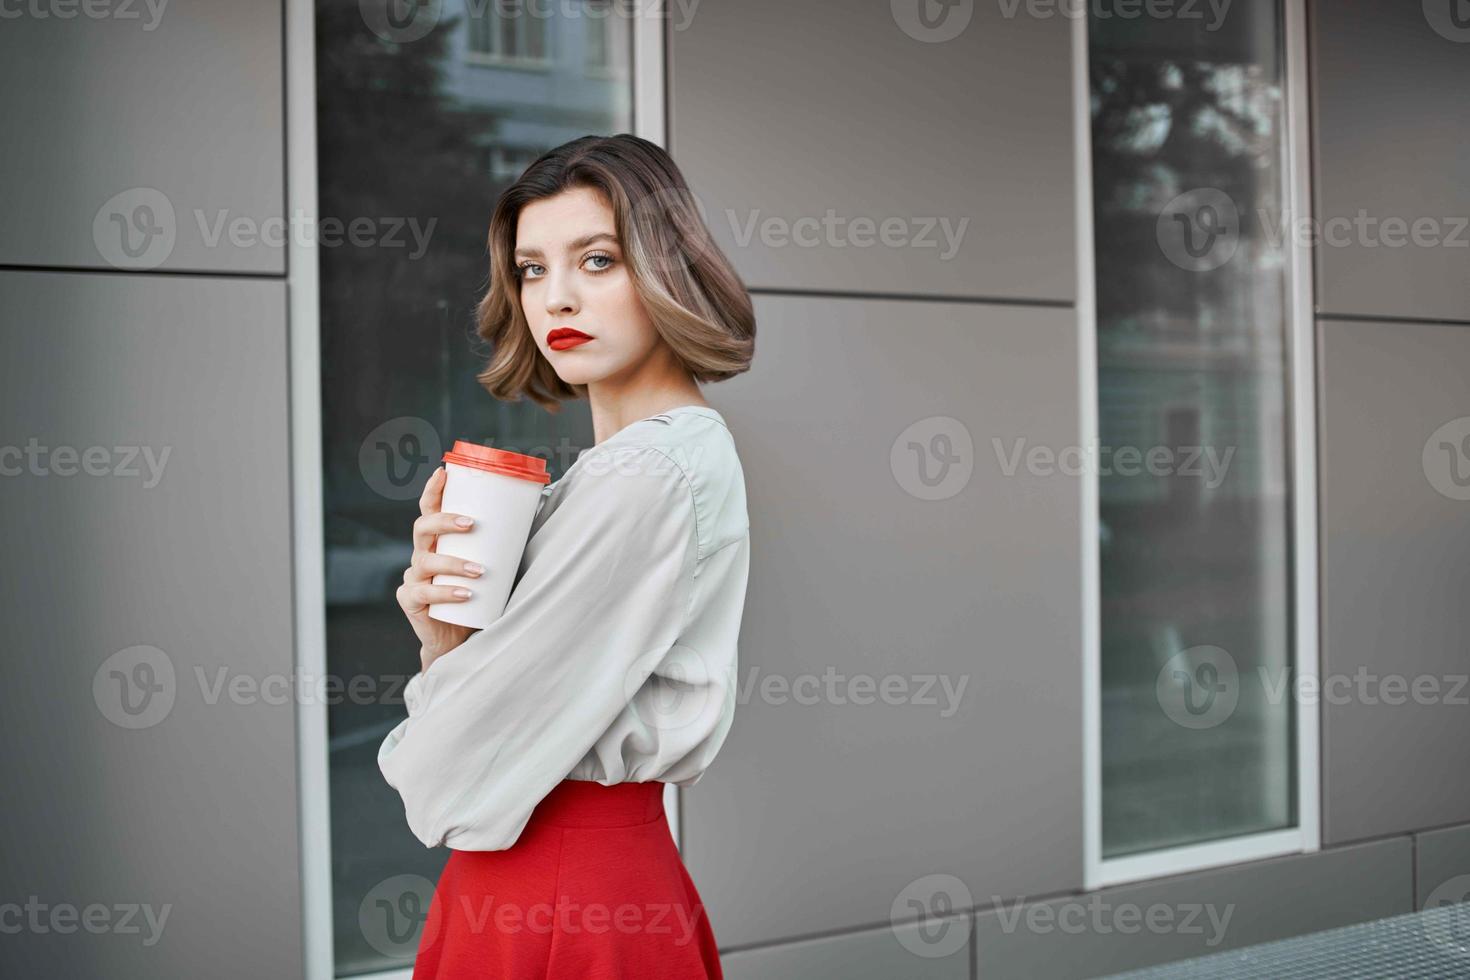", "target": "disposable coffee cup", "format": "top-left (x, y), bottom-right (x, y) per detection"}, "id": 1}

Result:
top-left (429, 440), bottom-right (551, 630)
